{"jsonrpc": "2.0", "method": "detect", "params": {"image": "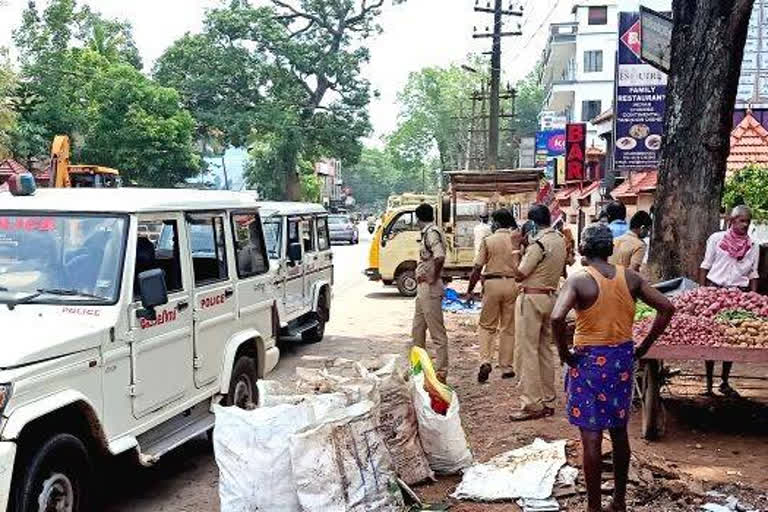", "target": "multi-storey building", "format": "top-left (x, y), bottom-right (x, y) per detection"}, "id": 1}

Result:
top-left (540, 1), bottom-right (619, 149)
